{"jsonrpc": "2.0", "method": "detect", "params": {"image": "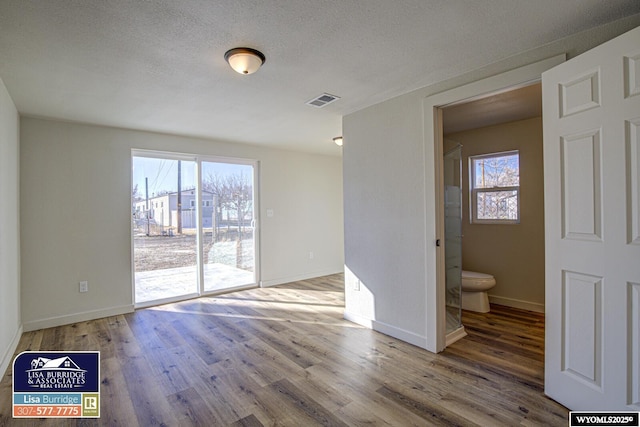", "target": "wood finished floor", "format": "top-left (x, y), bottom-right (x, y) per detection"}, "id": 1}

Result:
top-left (0, 274), bottom-right (568, 426)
